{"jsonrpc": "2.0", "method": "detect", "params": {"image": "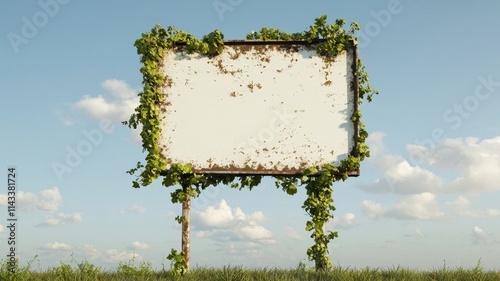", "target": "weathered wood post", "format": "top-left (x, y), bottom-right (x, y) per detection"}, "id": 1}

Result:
top-left (181, 185), bottom-right (191, 272)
